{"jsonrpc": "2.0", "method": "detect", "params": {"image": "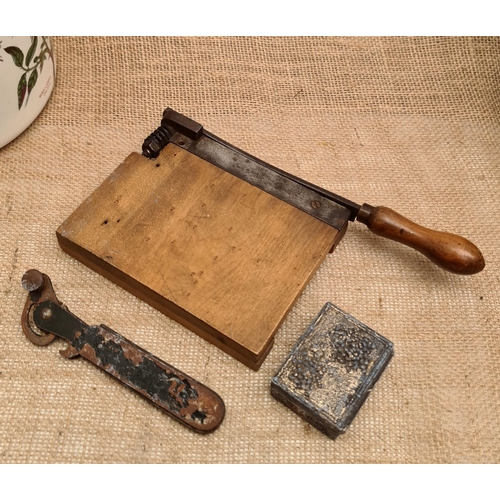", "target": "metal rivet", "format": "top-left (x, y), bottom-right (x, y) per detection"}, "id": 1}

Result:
top-left (311, 200), bottom-right (321, 209)
top-left (21, 269), bottom-right (44, 292)
top-left (42, 308), bottom-right (52, 320)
